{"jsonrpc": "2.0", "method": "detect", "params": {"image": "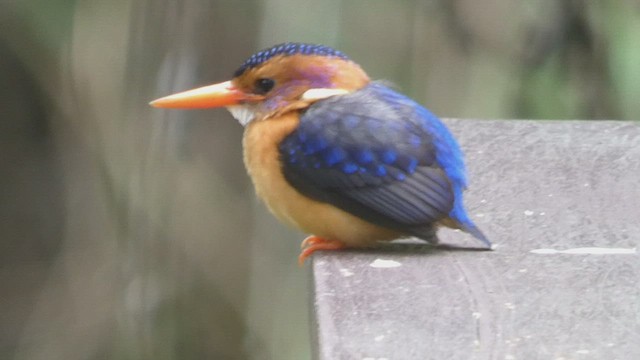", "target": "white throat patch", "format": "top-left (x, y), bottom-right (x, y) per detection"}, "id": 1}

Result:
top-left (226, 88), bottom-right (349, 127)
top-left (226, 105), bottom-right (257, 127)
